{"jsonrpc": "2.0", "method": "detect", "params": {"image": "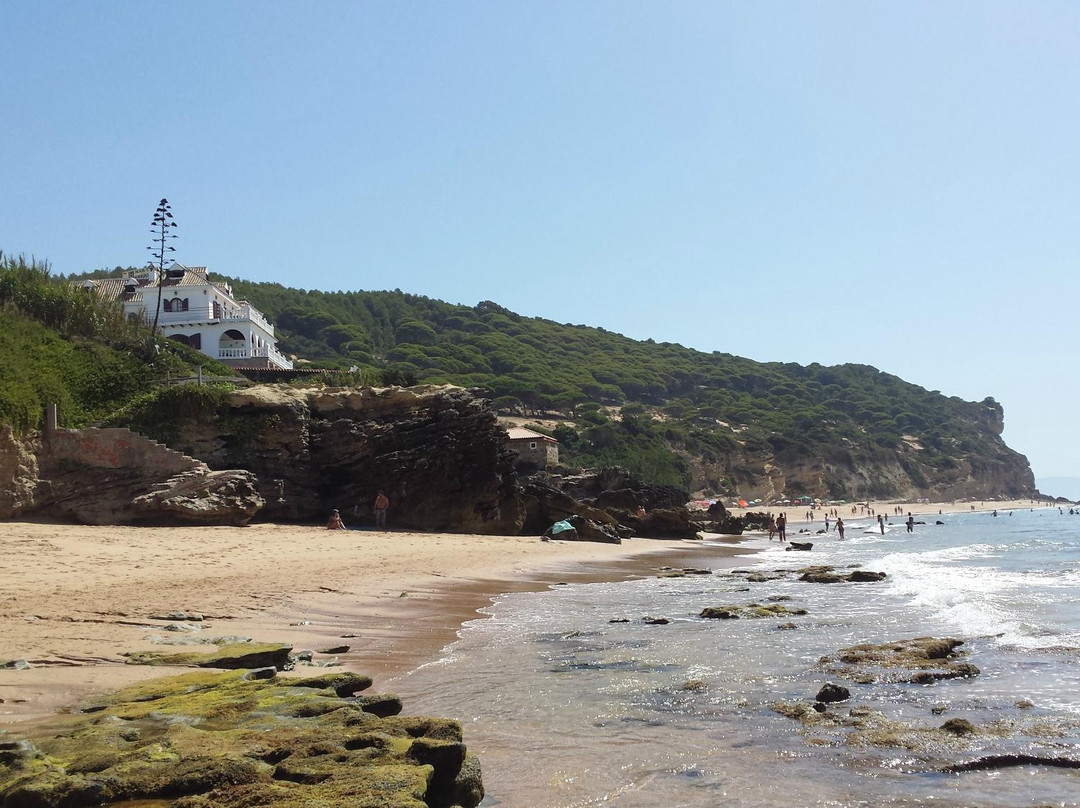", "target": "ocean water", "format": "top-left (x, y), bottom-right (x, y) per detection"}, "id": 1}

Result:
top-left (394, 509), bottom-right (1080, 807)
